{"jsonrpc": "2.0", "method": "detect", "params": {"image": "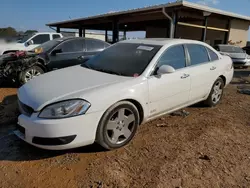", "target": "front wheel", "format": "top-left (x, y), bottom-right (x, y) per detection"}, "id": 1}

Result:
top-left (0, 78), bottom-right (4, 86)
top-left (96, 101), bottom-right (140, 150)
top-left (19, 66), bottom-right (44, 85)
top-left (204, 78), bottom-right (224, 107)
